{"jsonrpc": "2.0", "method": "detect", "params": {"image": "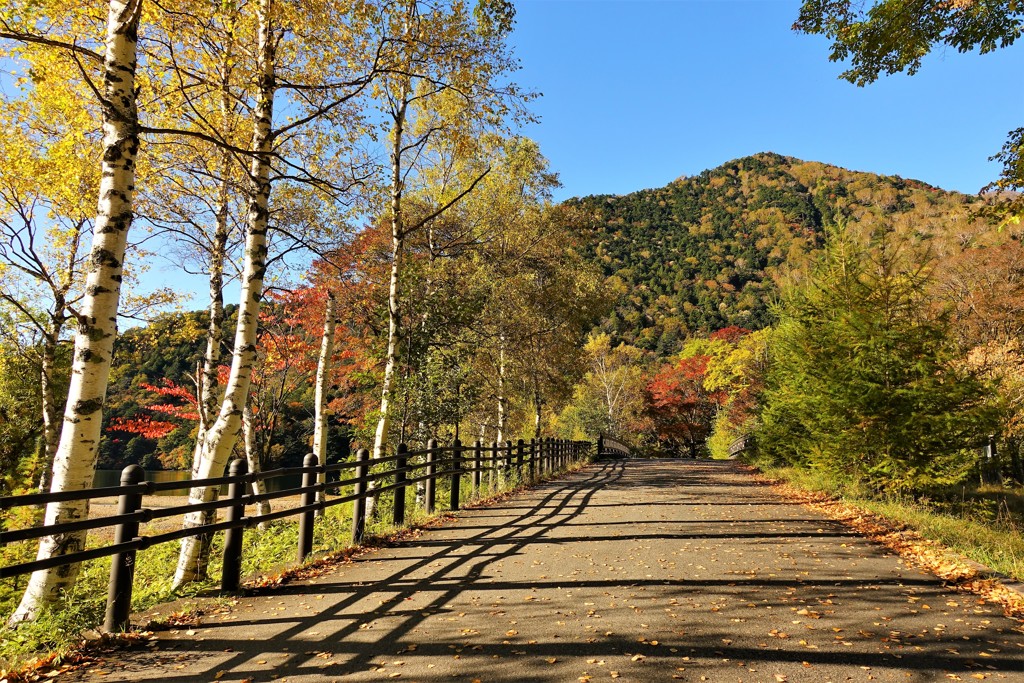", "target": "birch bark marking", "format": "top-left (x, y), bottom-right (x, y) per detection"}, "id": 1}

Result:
top-left (313, 290), bottom-right (337, 513)
top-left (174, 0), bottom-right (276, 588)
top-left (9, 0), bottom-right (142, 626)
top-left (496, 336), bottom-right (507, 444)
